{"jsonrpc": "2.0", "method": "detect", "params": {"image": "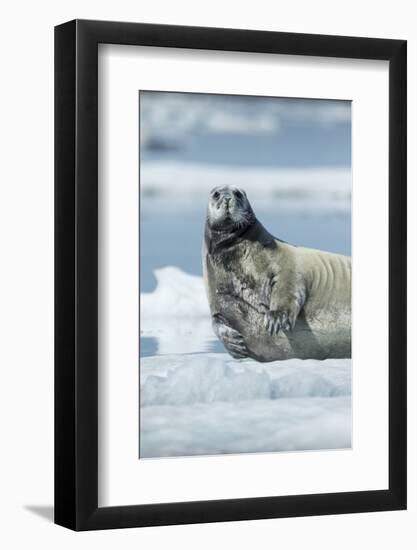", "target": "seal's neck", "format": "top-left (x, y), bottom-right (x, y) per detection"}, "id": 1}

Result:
top-left (205, 222), bottom-right (251, 254)
top-left (205, 218), bottom-right (276, 255)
